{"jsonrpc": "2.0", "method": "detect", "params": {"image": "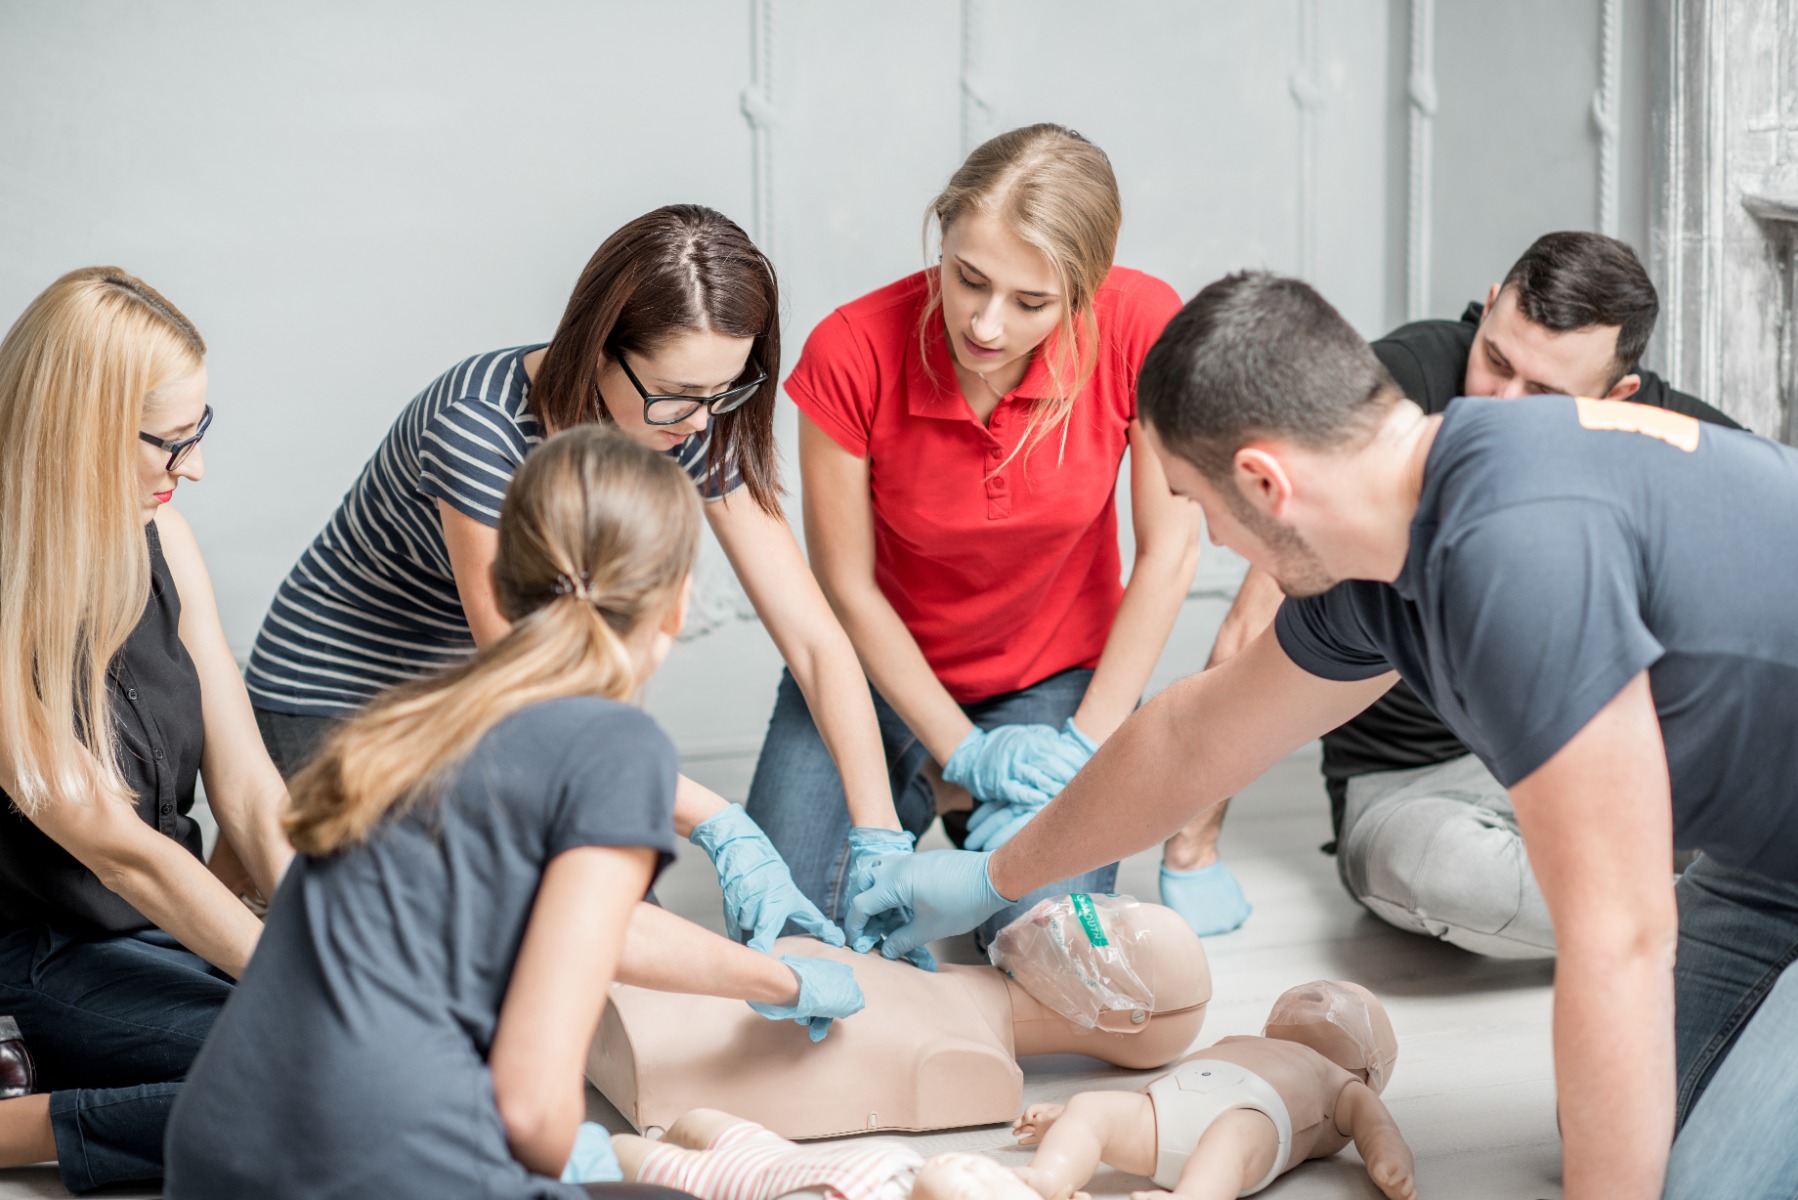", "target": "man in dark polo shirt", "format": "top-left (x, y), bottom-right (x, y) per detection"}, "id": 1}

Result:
top-left (848, 271), bottom-right (1798, 1197)
top-left (1158, 232), bottom-right (1742, 954)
